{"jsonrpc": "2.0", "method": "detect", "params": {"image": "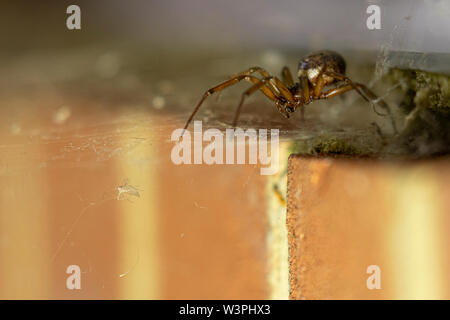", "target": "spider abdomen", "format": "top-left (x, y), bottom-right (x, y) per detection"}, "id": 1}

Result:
top-left (297, 50), bottom-right (346, 85)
